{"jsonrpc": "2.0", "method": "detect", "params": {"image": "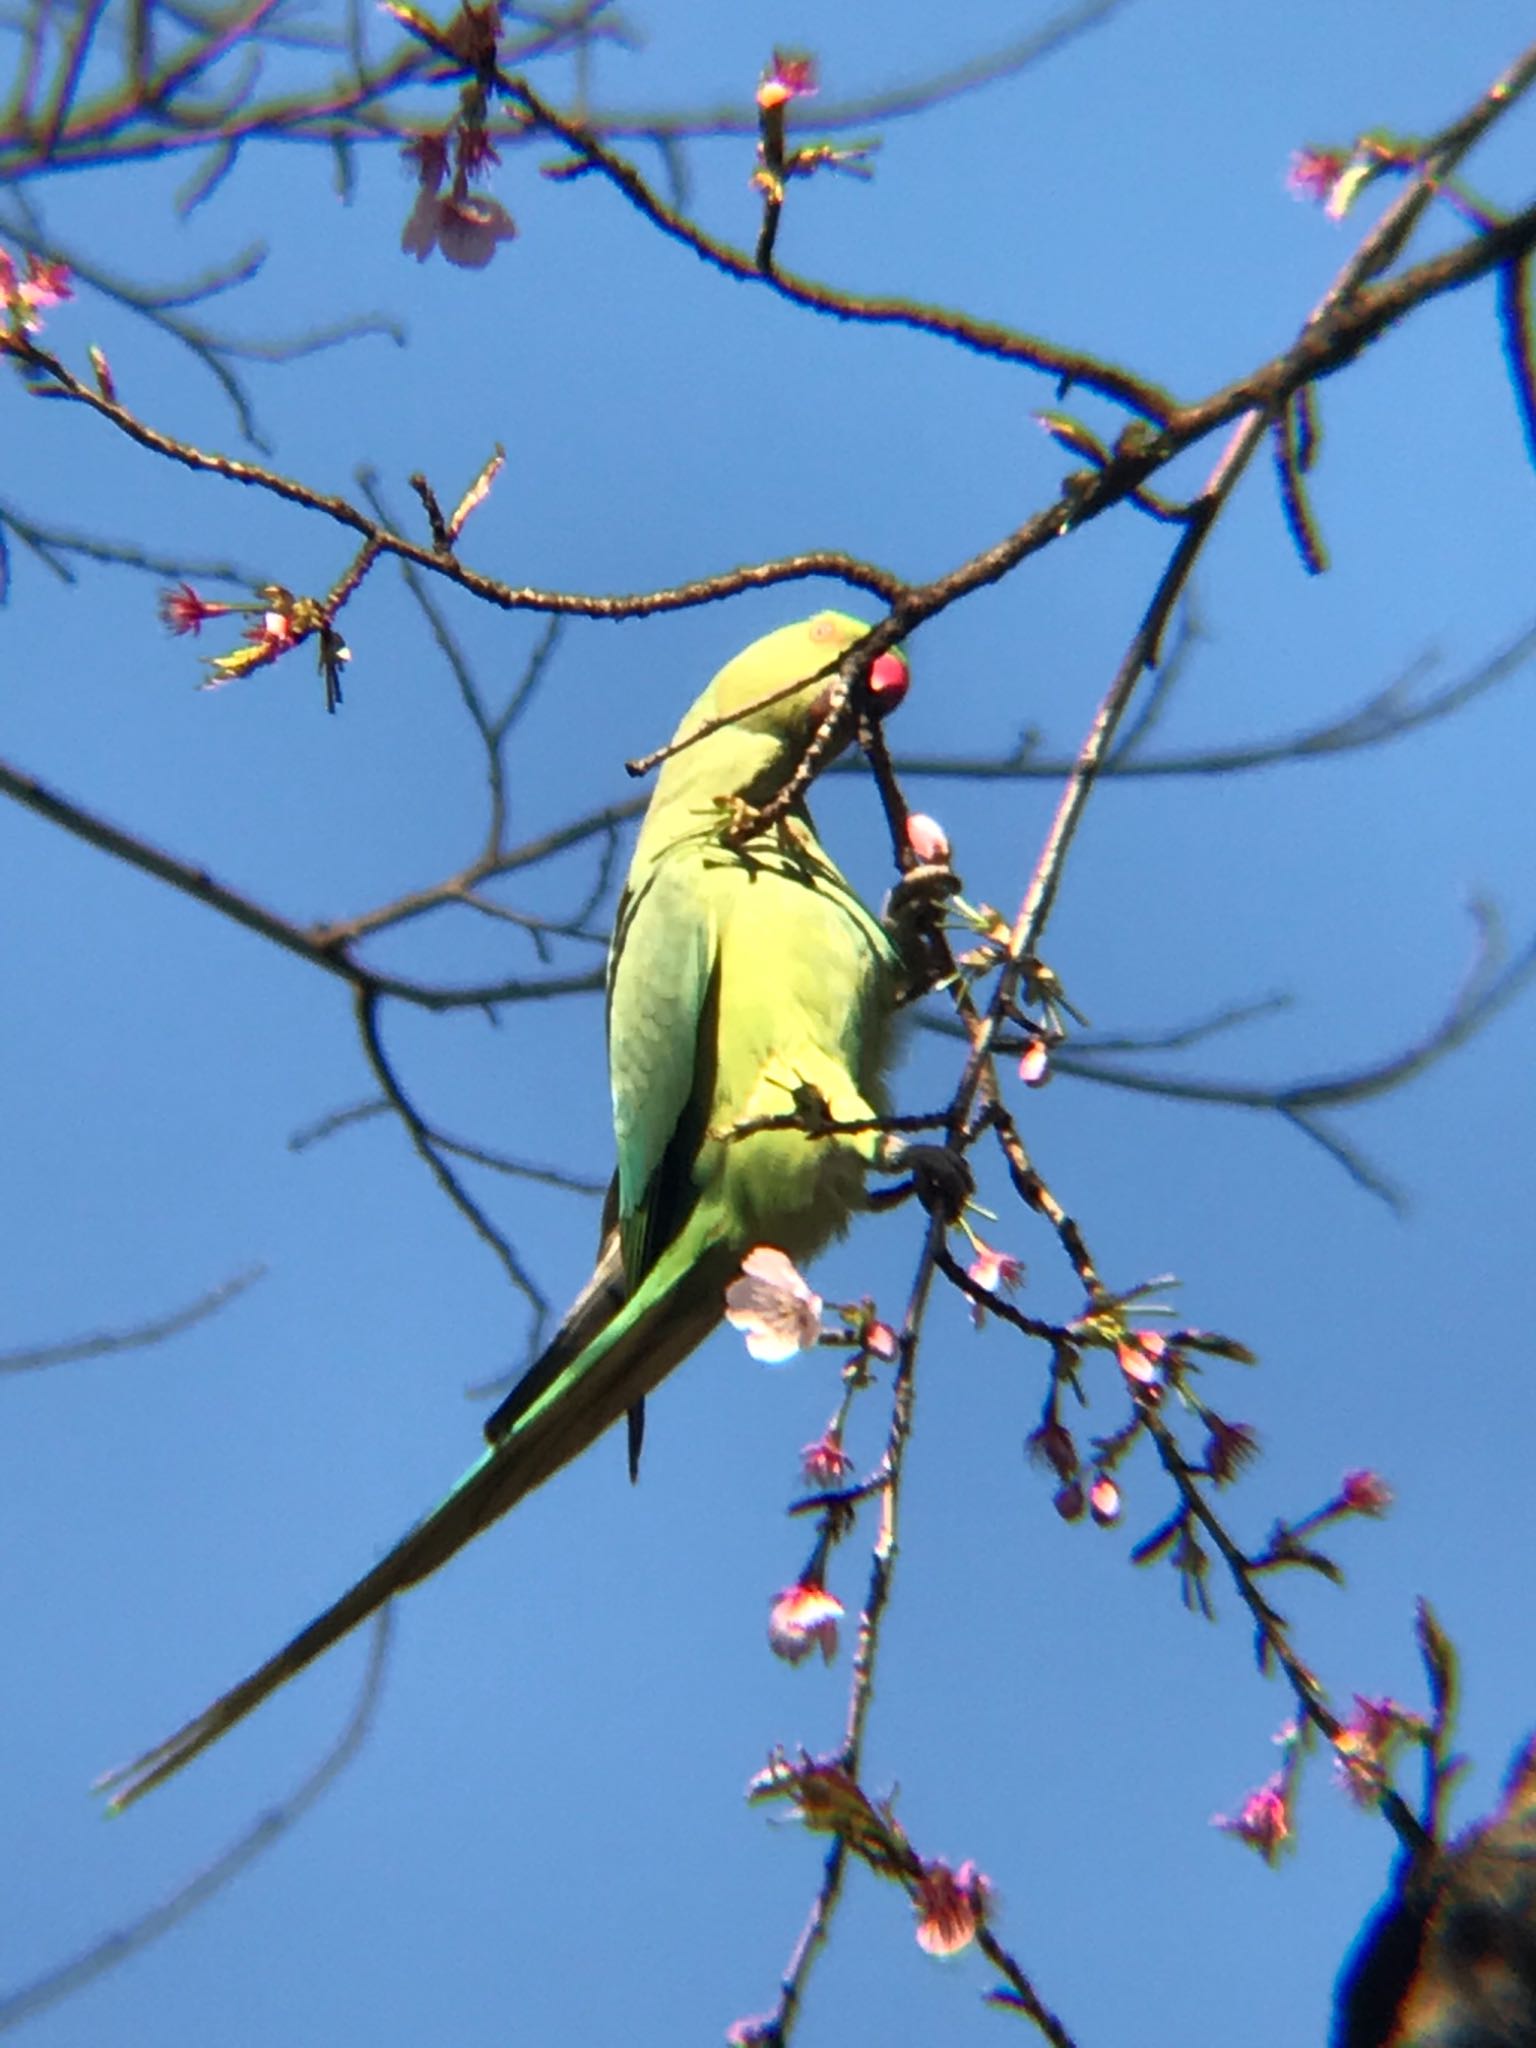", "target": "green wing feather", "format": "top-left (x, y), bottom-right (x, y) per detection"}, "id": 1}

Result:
top-left (97, 610), bottom-right (906, 1809)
